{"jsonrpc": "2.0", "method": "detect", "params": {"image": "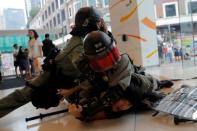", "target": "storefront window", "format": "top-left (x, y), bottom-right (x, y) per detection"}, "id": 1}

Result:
top-left (188, 1), bottom-right (197, 14)
top-left (163, 2), bottom-right (178, 17)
